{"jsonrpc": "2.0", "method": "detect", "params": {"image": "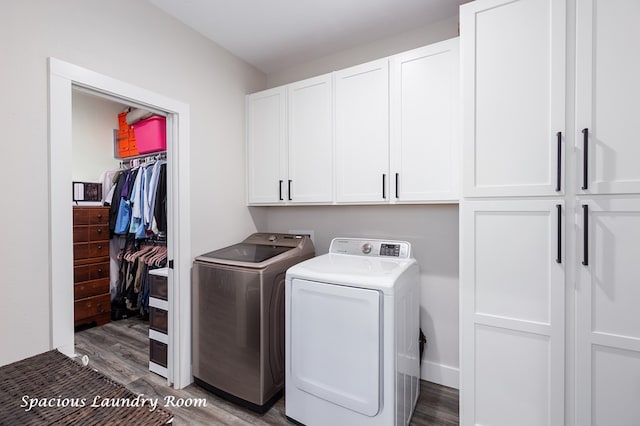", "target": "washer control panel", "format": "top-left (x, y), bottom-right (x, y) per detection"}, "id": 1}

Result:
top-left (380, 243), bottom-right (401, 257)
top-left (330, 238), bottom-right (411, 258)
